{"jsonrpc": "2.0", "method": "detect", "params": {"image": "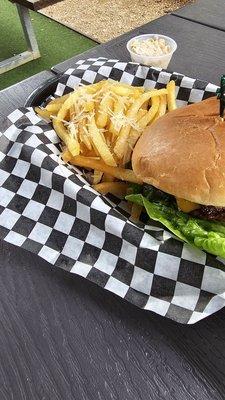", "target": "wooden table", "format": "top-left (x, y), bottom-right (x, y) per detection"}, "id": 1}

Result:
top-left (1, 3), bottom-right (225, 399)
top-left (172, 0), bottom-right (225, 31)
top-left (51, 14), bottom-right (225, 86)
top-left (10, 0), bottom-right (62, 10)
top-left (1, 0), bottom-right (62, 74)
